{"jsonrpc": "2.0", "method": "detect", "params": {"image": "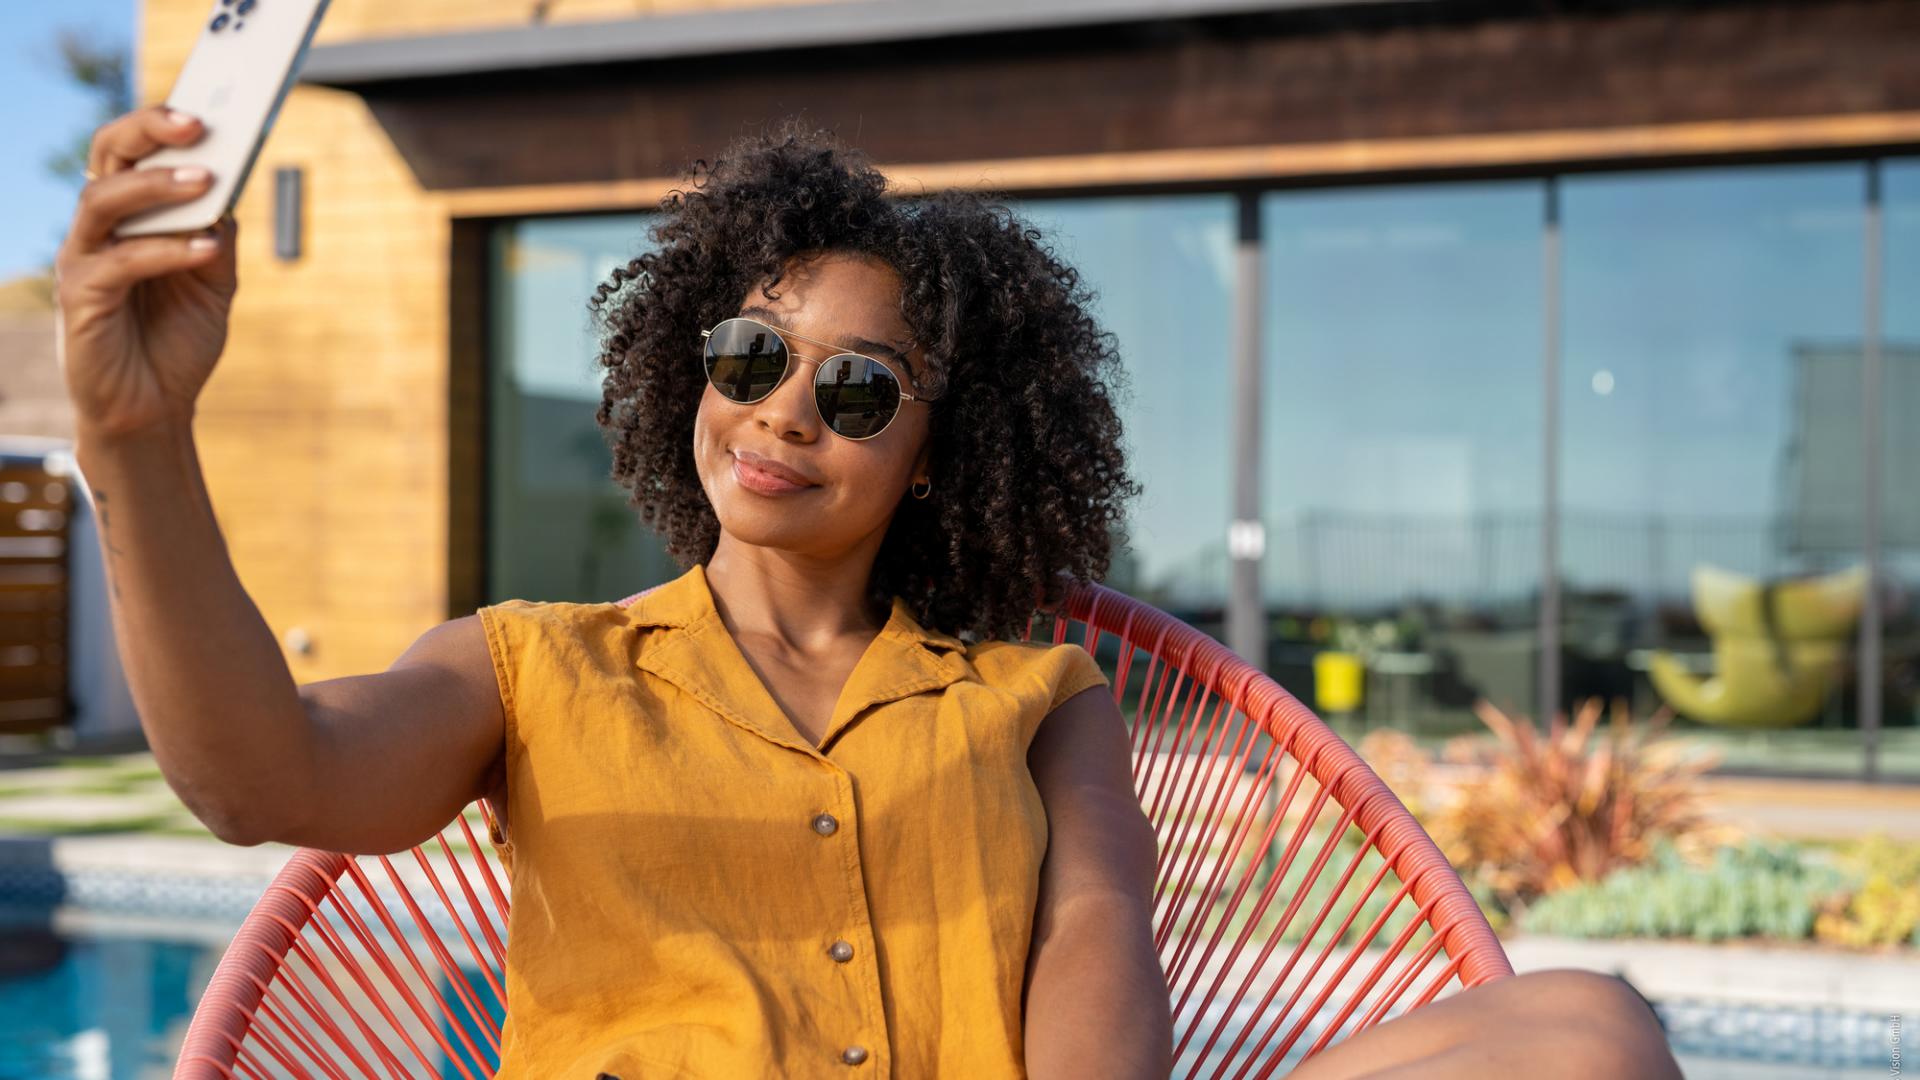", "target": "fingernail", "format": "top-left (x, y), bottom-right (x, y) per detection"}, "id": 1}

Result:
top-left (173, 166), bottom-right (210, 185)
top-left (189, 235), bottom-right (219, 252)
top-left (166, 109), bottom-right (197, 127)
